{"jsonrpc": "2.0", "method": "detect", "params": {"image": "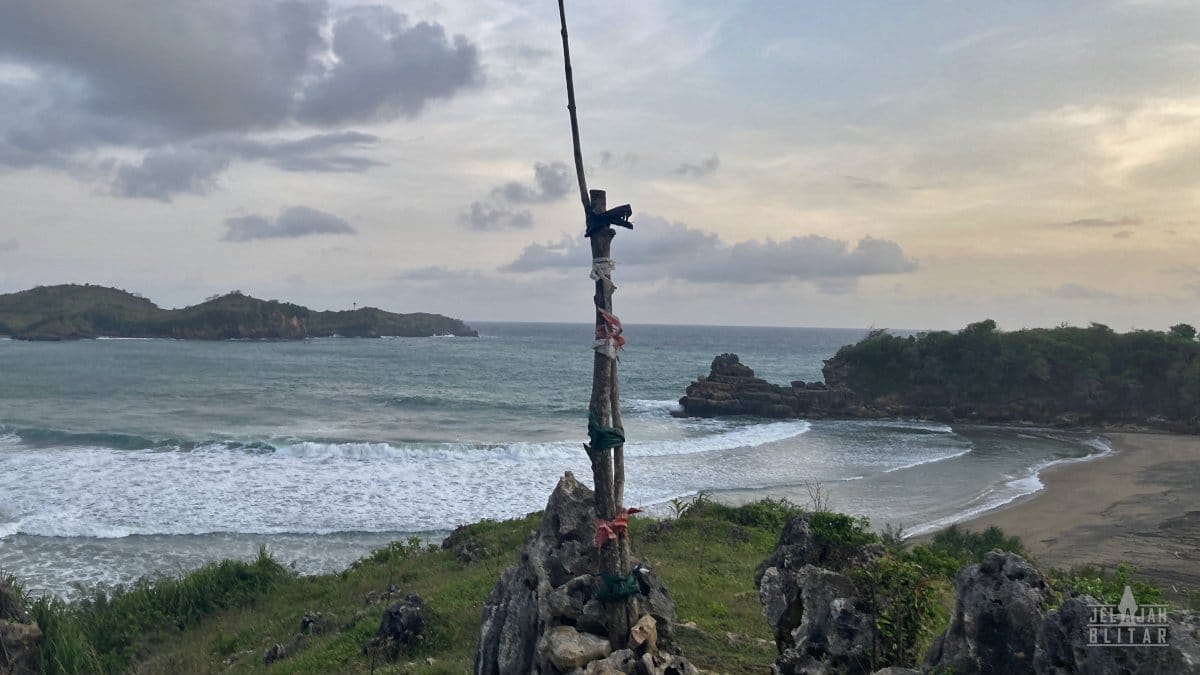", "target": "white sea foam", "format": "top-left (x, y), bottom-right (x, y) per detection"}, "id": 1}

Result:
top-left (0, 521), bottom-right (20, 539)
top-left (905, 436), bottom-right (1114, 537)
top-left (0, 419), bottom-right (812, 539)
top-left (882, 447), bottom-right (973, 473)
